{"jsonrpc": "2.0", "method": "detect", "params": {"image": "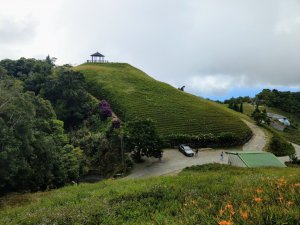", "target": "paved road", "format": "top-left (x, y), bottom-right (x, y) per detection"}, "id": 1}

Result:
top-left (126, 120), bottom-right (268, 179)
top-left (126, 121), bottom-right (300, 179)
top-left (242, 120), bottom-right (267, 151)
top-left (126, 148), bottom-right (229, 178)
